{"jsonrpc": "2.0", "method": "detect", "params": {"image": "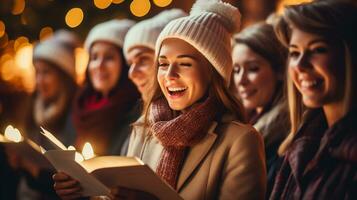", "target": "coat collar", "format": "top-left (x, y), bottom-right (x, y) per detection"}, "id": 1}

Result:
top-left (176, 121), bottom-right (218, 191)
